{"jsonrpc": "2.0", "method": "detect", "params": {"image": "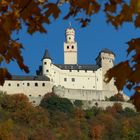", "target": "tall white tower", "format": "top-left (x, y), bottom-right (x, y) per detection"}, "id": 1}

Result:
top-left (64, 24), bottom-right (77, 64)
